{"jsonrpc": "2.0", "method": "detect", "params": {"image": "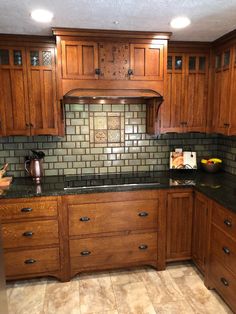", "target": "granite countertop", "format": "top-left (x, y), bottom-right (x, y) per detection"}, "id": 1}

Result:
top-left (0, 170), bottom-right (235, 213)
